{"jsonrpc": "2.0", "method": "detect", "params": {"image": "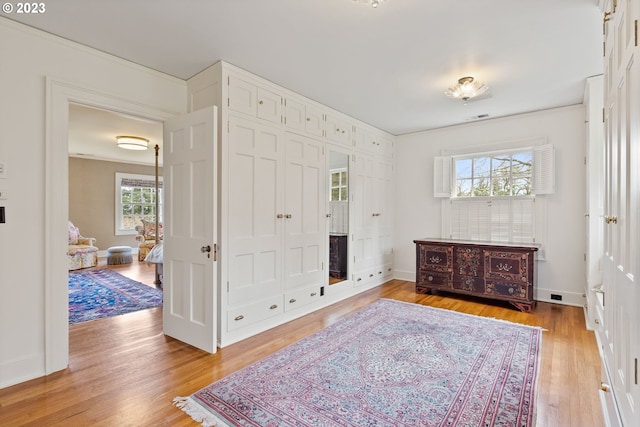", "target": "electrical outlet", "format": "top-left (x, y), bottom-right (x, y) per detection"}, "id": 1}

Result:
top-left (550, 294), bottom-right (563, 301)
